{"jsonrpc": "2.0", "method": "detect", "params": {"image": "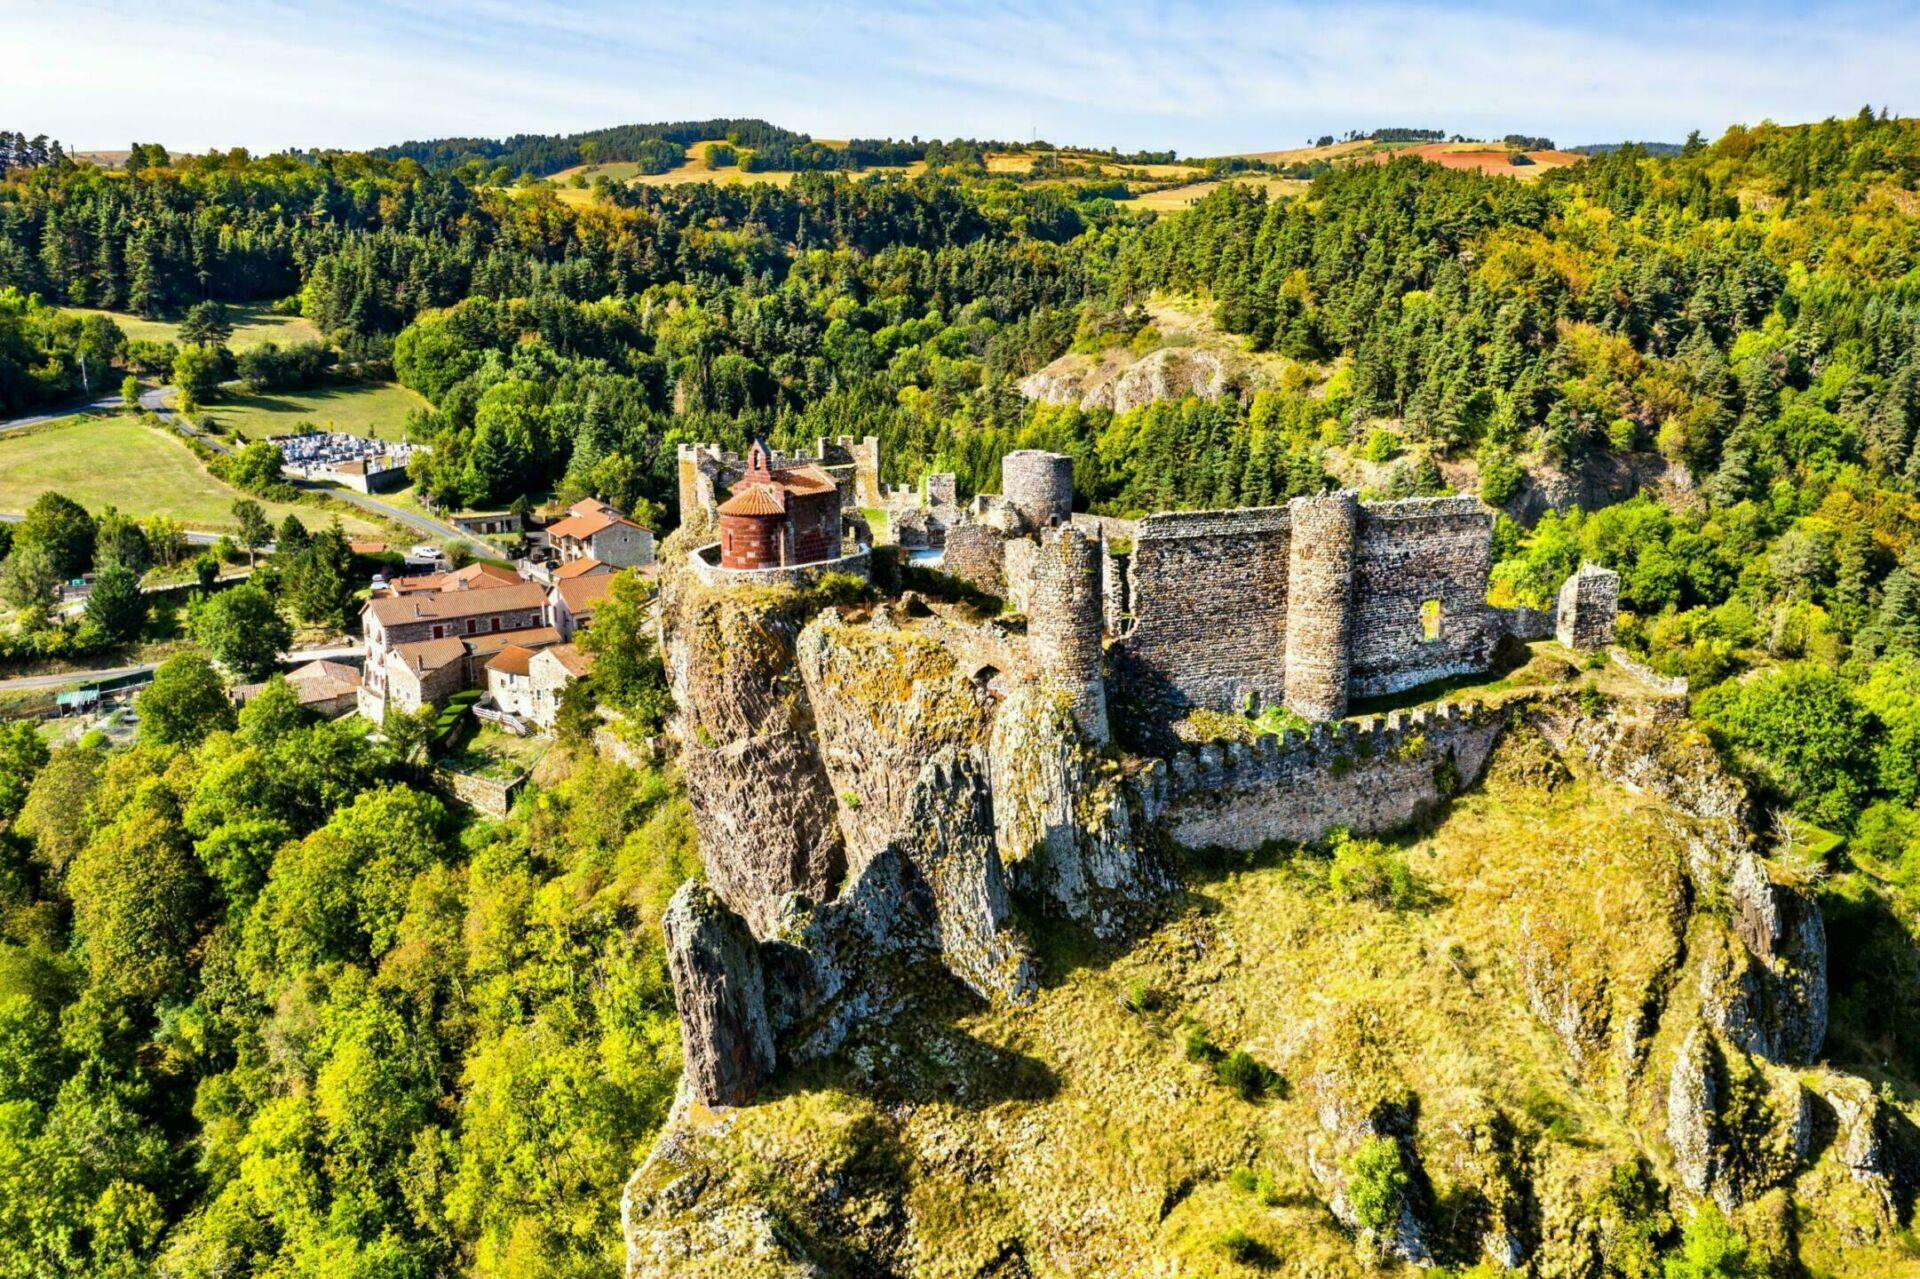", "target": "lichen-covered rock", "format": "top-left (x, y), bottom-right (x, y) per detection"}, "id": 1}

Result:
top-left (664, 882), bottom-right (776, 1108)
top-left (898, 748), bottom-right (1036, 1006)
top-left (1806, 1072), bottom-right (1920, 1237)
top-left (988, 684), bottom-right (1166, 938)
top-left (1667, 1025), bottom-right (1810, 1210)
top-left (1668, 1026), bottom-right (1722, 1203)
top-left (796, 616), bottom-right (993, 872)
top-left (1303, 1077), bottom-right (1435, 1266)
top-left (1728, 852), bottom-right (1828, 1065)
top-left (665, 581), bottom-right (846, 936)
top-left (754, 750), bottom-right (1036, 1063)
